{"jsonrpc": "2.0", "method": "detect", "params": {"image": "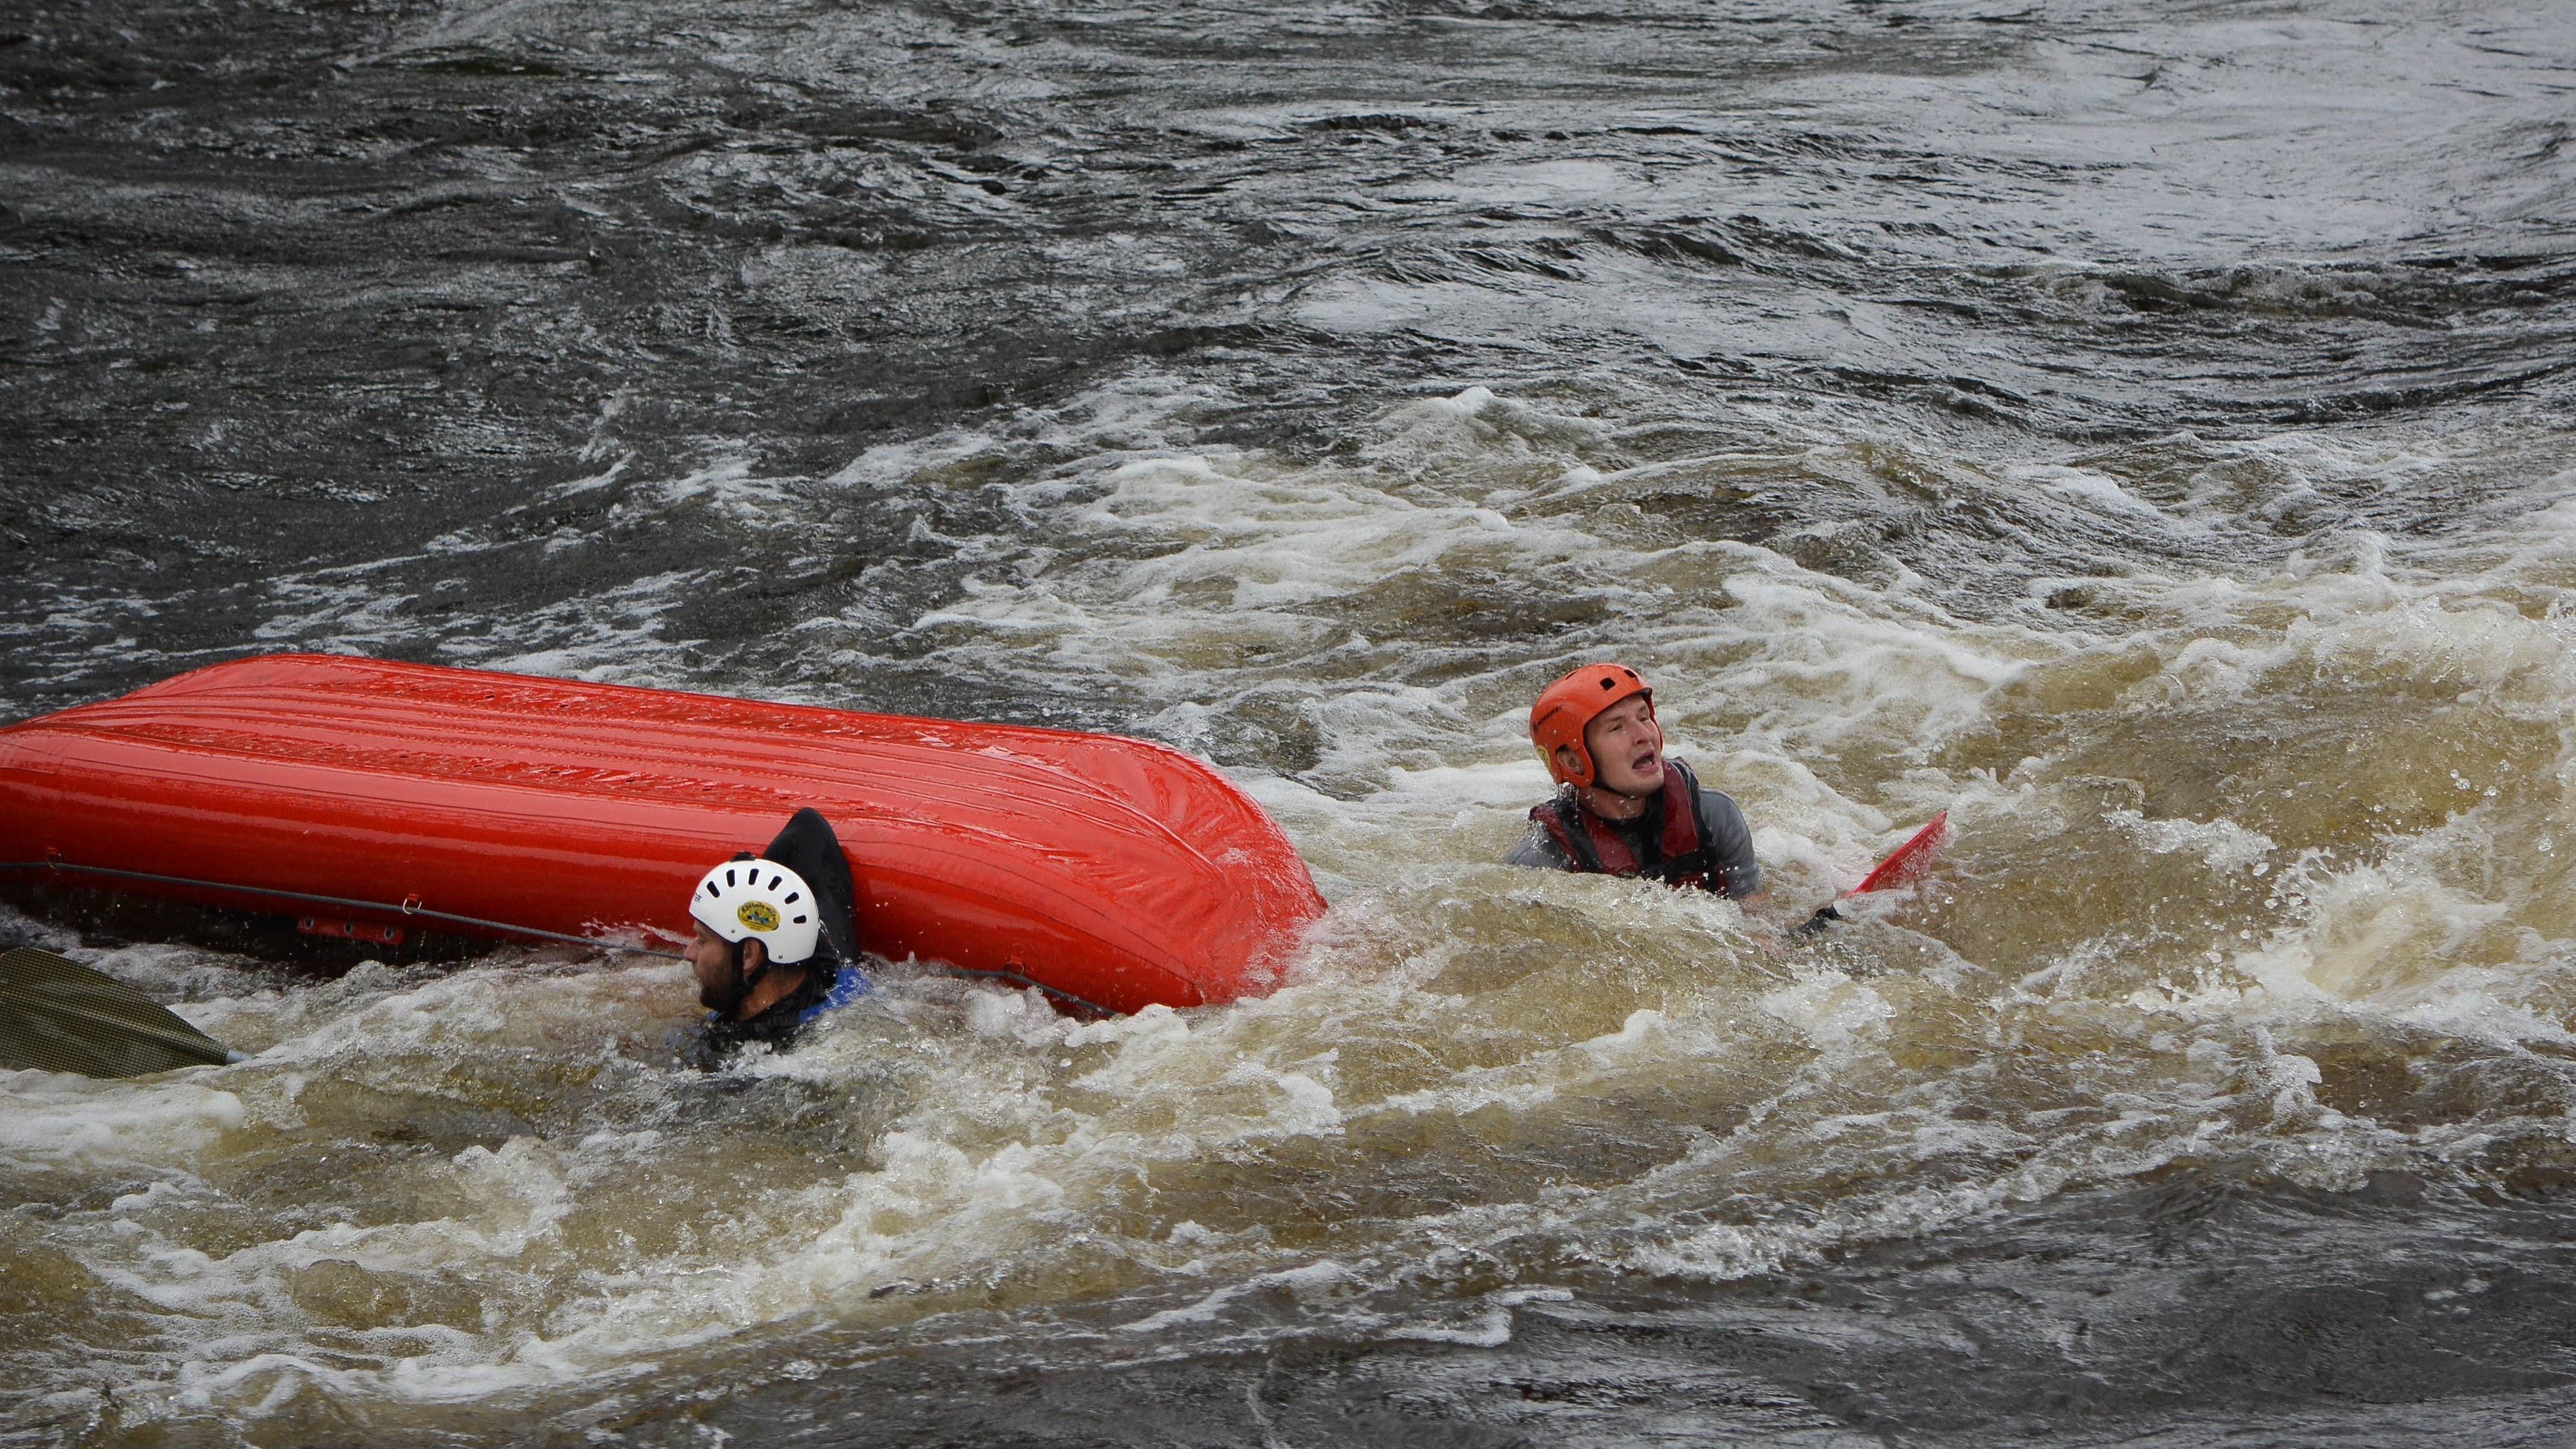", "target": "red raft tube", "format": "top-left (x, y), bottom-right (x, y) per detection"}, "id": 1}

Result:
top-left (0, 654), bottom-right (1326, 1015)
